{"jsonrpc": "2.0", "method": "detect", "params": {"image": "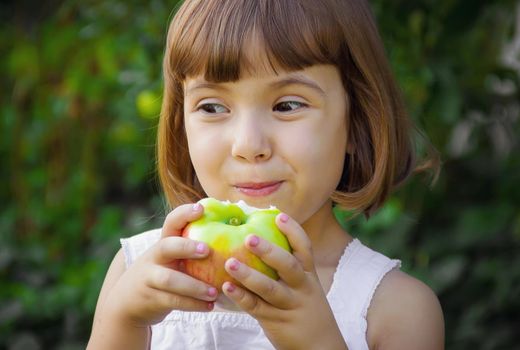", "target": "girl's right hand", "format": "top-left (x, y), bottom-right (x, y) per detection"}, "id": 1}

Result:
top-left (101, 203), bottom-right (218, 328)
